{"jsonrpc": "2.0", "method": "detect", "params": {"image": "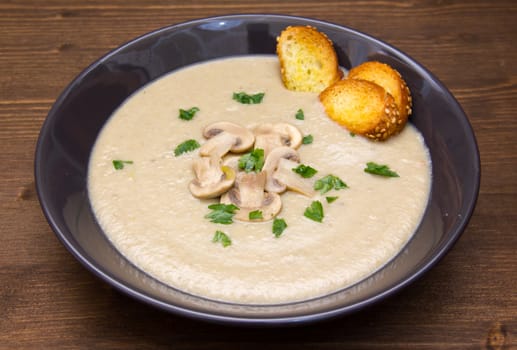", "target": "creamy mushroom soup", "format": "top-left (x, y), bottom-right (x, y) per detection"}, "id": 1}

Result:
top-left (88, 56), bottom-right (431, 304)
